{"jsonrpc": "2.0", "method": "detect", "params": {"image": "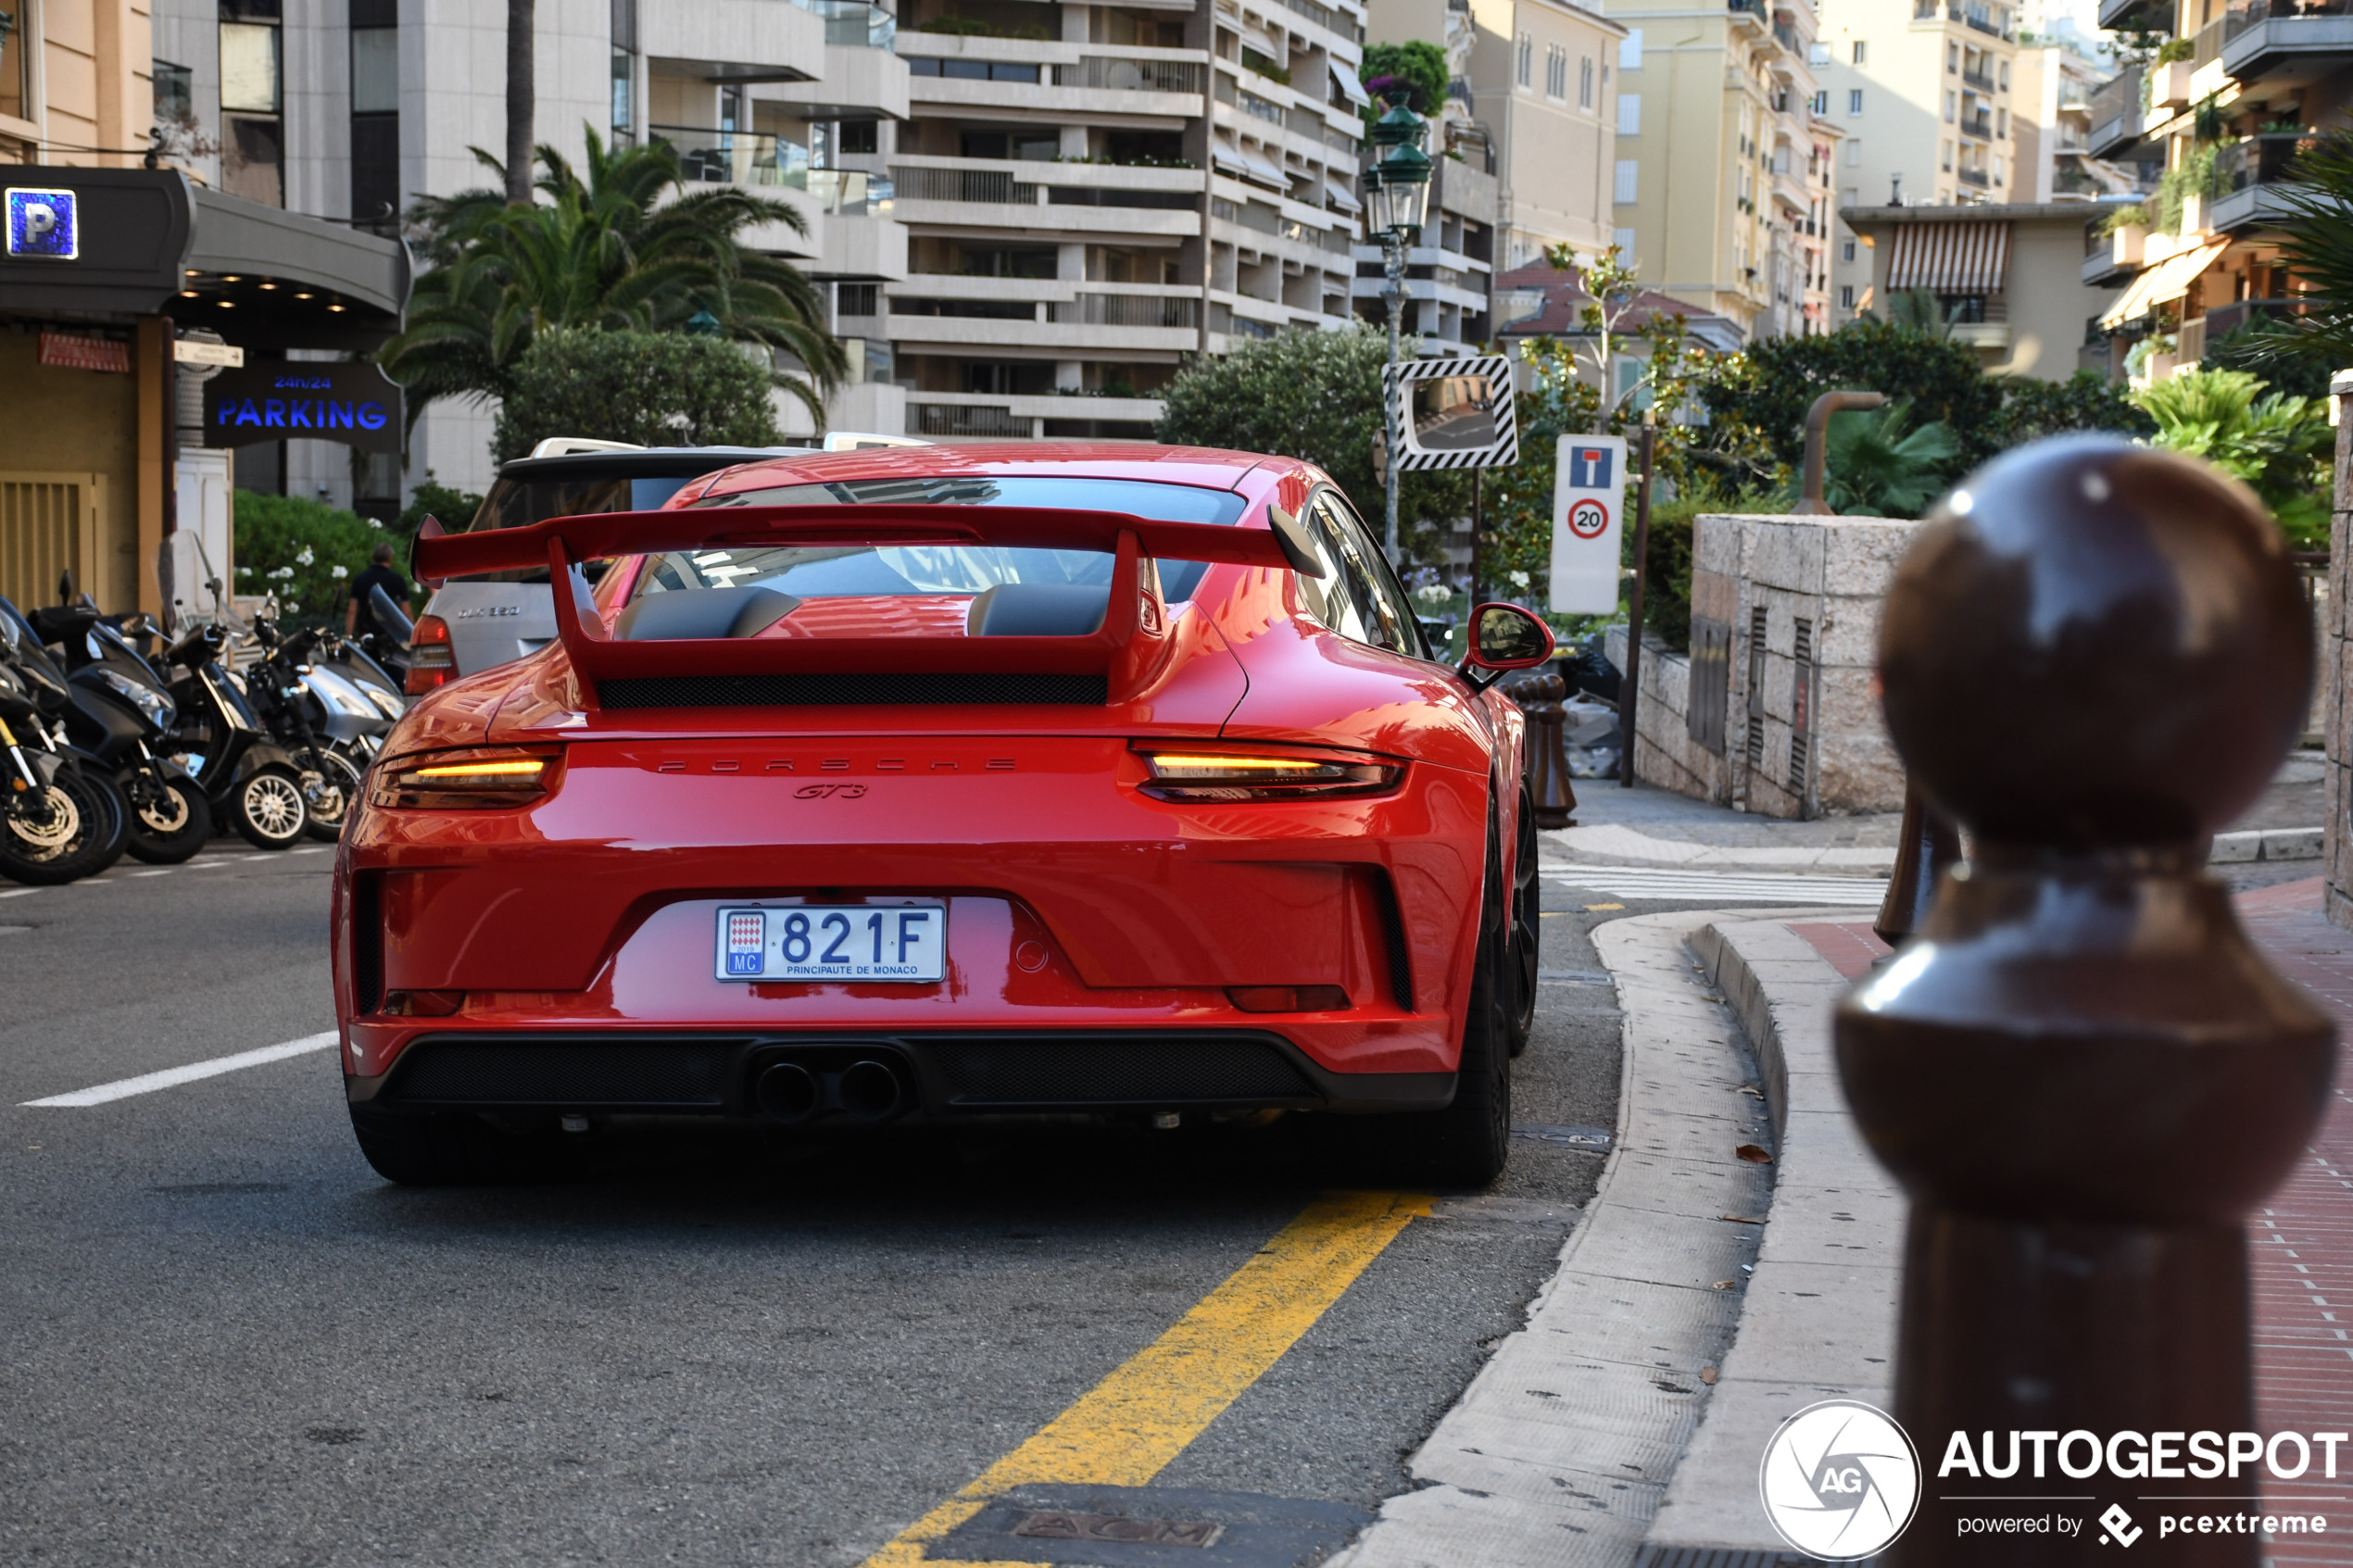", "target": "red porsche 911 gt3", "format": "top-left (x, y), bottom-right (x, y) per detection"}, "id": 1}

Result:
top-left (332, 444), bottom-right (1554, 1185)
